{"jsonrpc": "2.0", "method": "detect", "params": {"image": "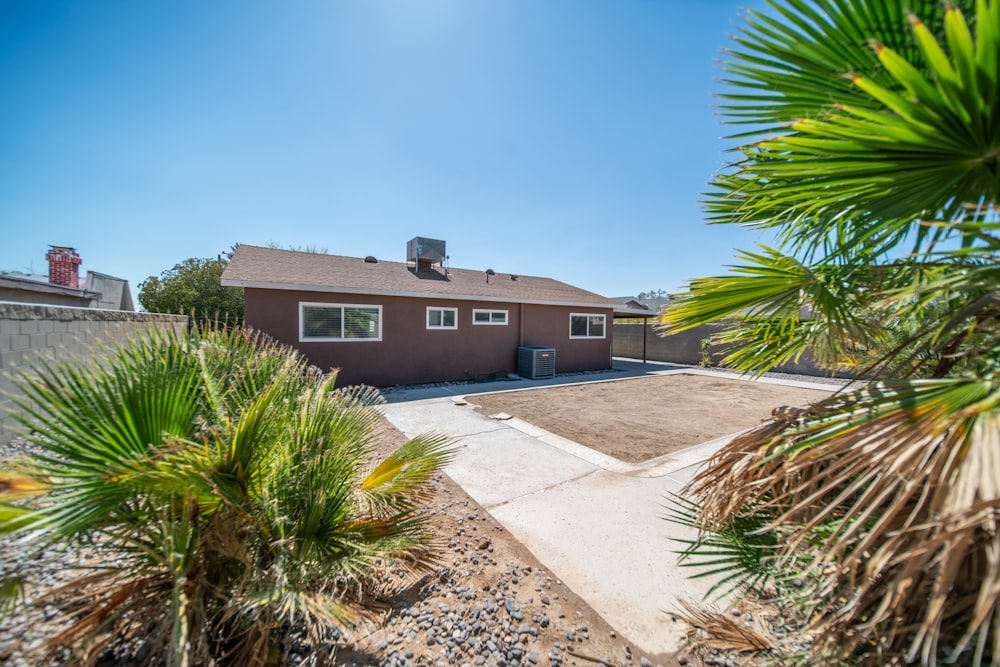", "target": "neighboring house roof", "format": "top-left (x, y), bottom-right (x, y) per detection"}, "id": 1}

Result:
top-left (613, 297), bottom-right (648, 310)
top-left (611, 295), bottom-right (674, 318)
top-left (7, 272), bottom-right (50, 283)
top-left (0, 273), bottom-right (101, 302)
top-left (222, 245), bottom-right (621, 309)
top-left (83, 271), bottom-right (135, 311)
top-left (639, 297), bottom-right (673, 313)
